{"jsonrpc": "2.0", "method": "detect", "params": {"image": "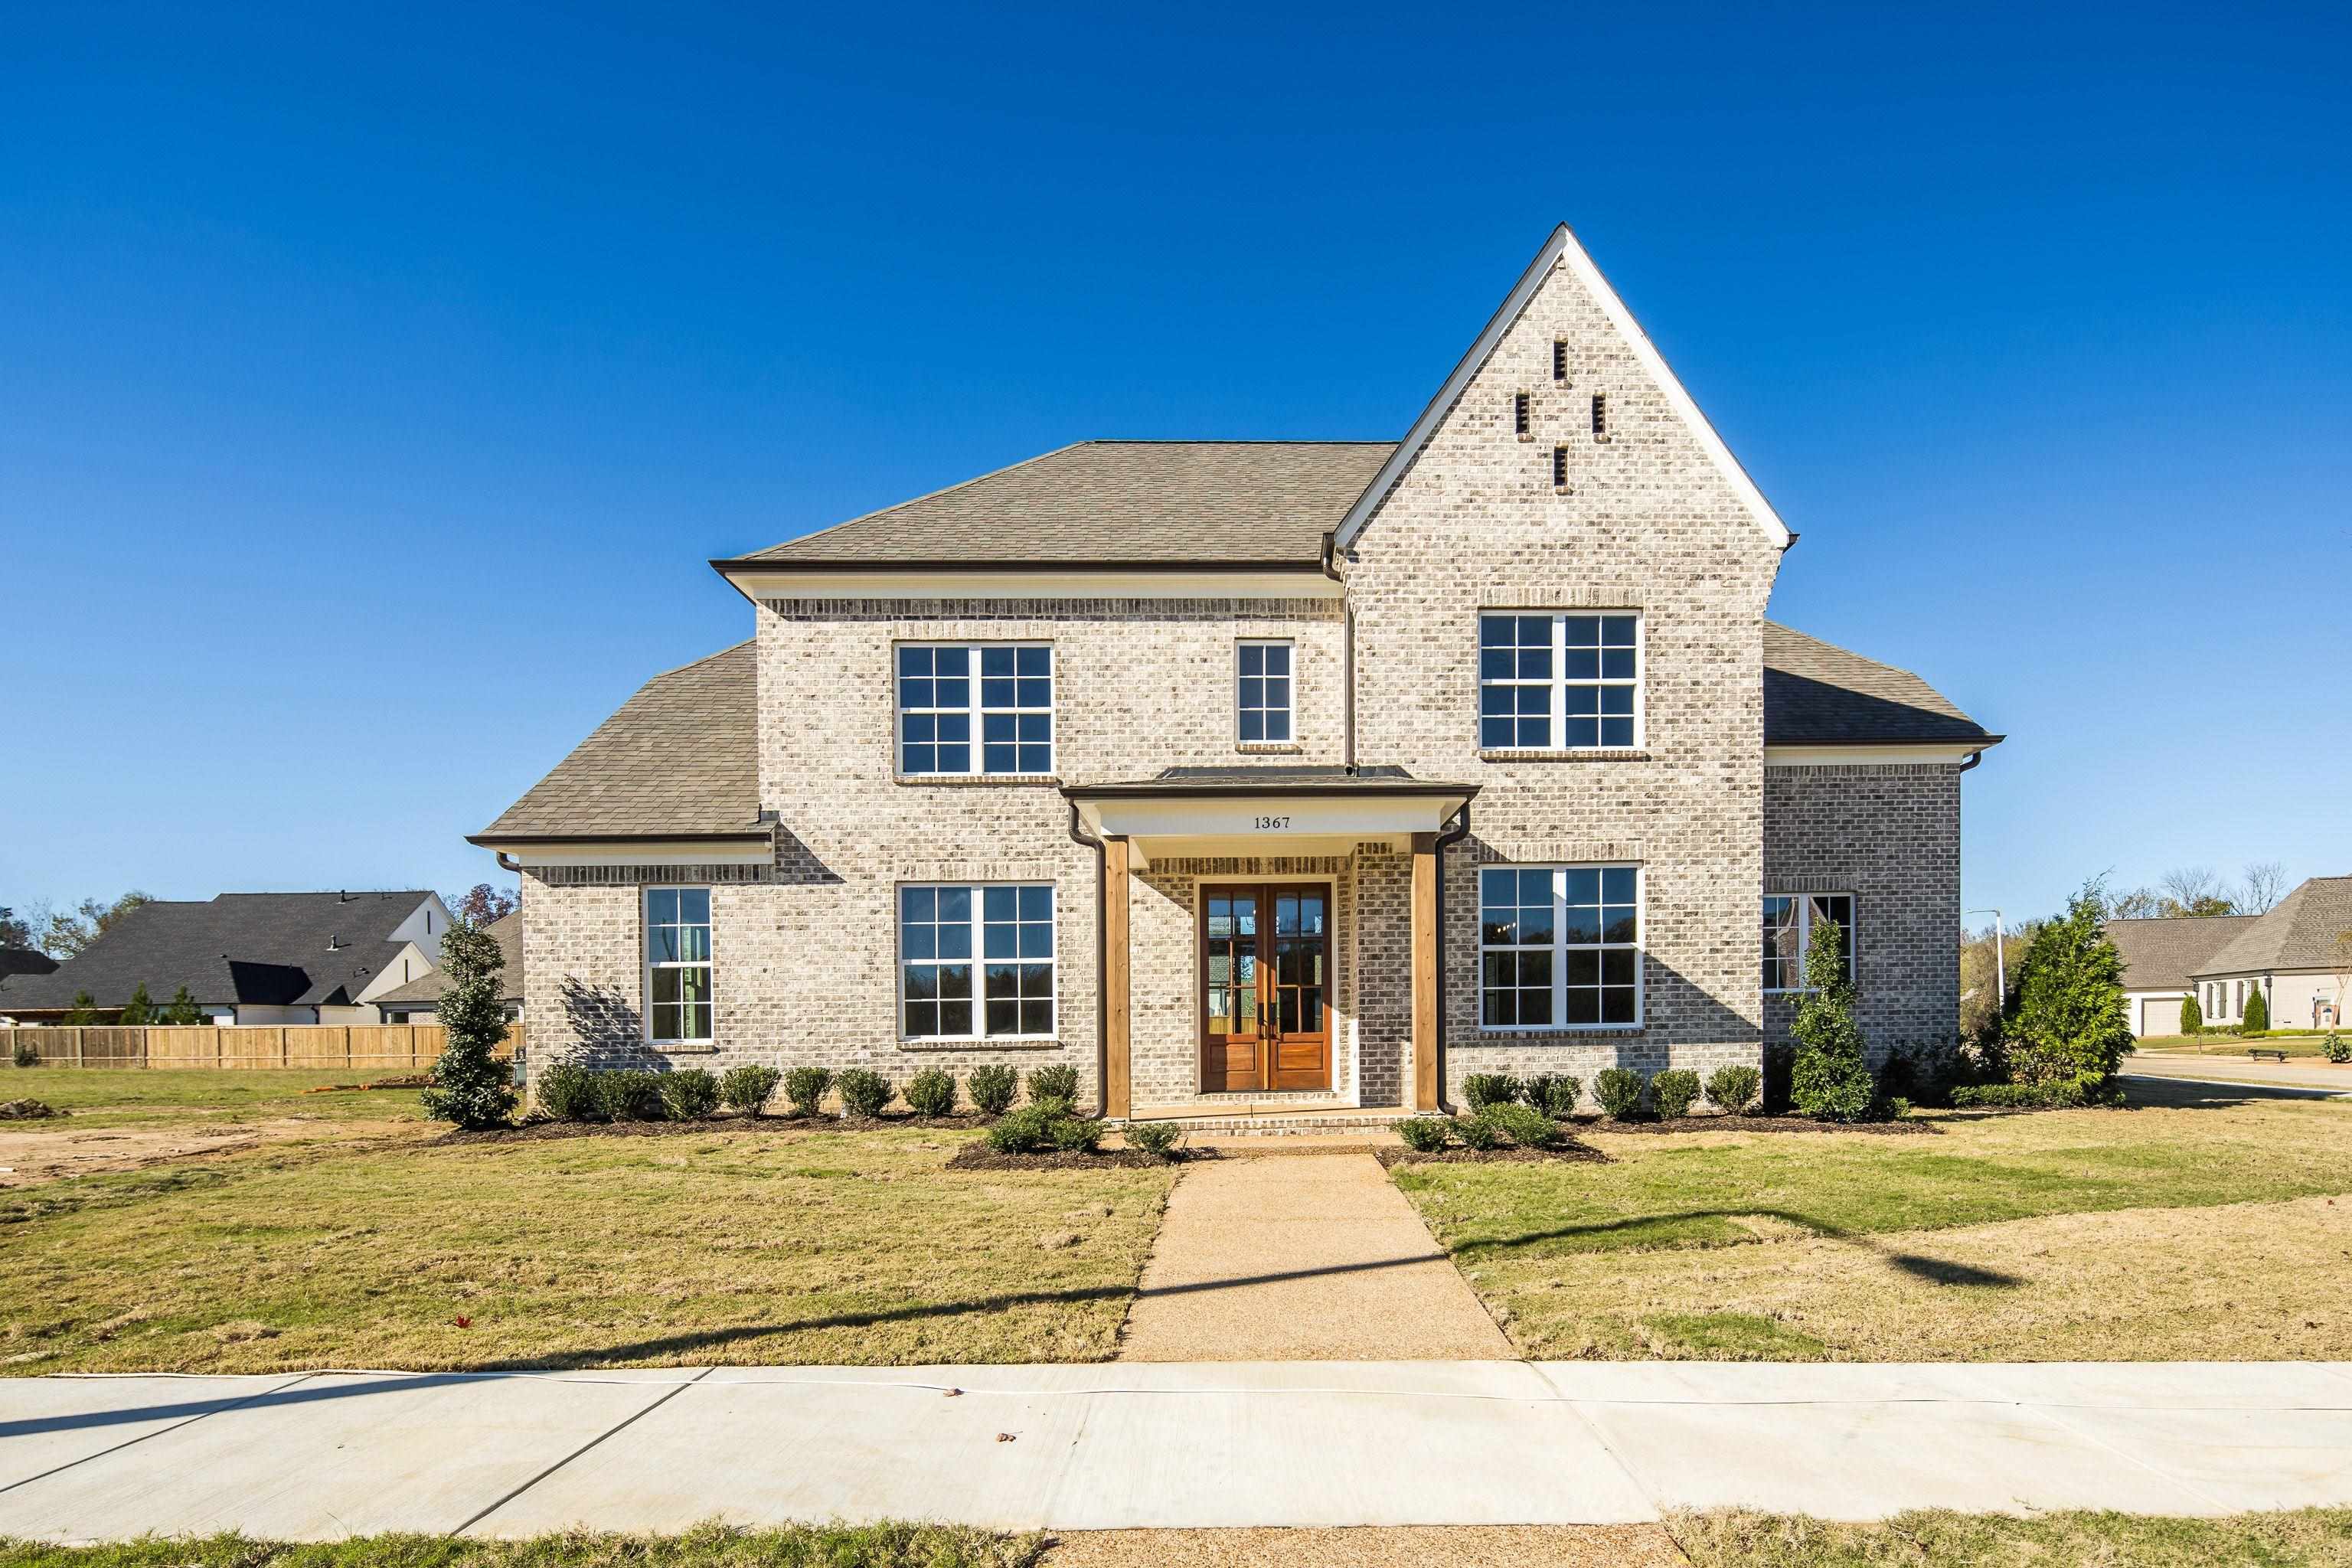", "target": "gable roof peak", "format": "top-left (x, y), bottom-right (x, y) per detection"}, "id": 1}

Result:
top-left (1331, 223), bottom-right (1793, 555)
